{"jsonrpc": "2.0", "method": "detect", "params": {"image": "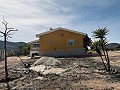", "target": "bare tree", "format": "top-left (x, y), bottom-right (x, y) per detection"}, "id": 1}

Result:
top-left (0, 17), bottom-right (17, 81)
